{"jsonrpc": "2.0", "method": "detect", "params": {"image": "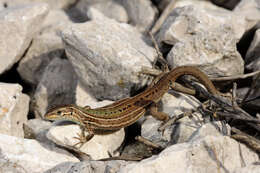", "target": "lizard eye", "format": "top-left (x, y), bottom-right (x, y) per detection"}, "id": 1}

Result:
top-left (57, 111), bottom-right (62, 115)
